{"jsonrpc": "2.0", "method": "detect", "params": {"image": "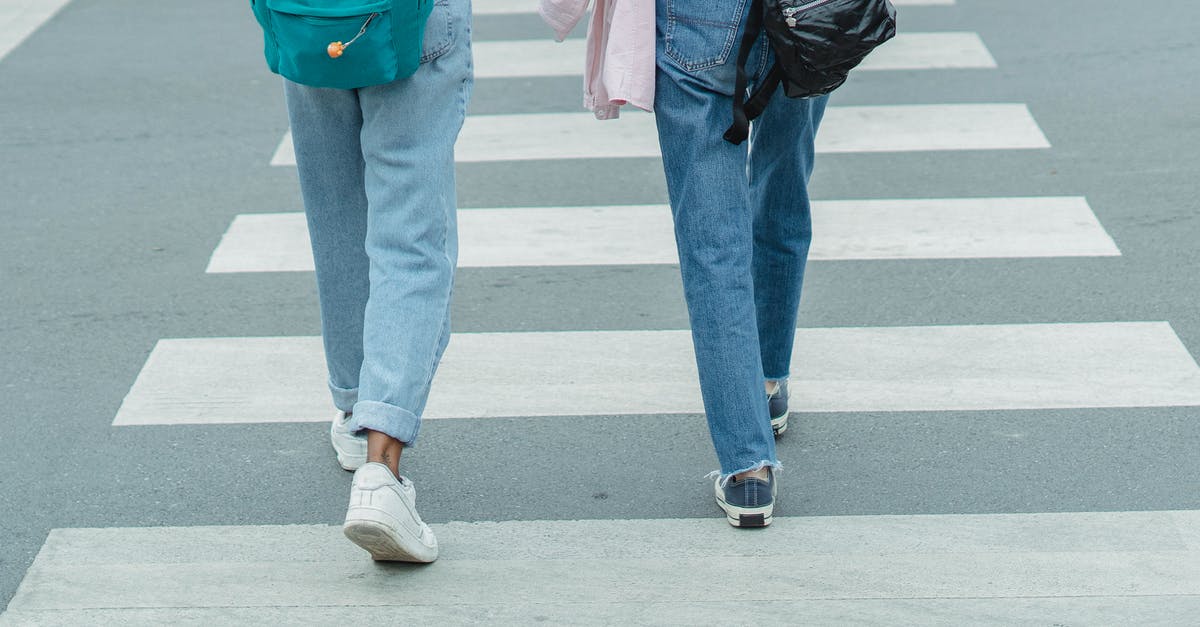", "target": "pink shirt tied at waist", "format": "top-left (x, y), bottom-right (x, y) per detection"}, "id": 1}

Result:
top-left (538, 0), bottom-right (655, 119)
